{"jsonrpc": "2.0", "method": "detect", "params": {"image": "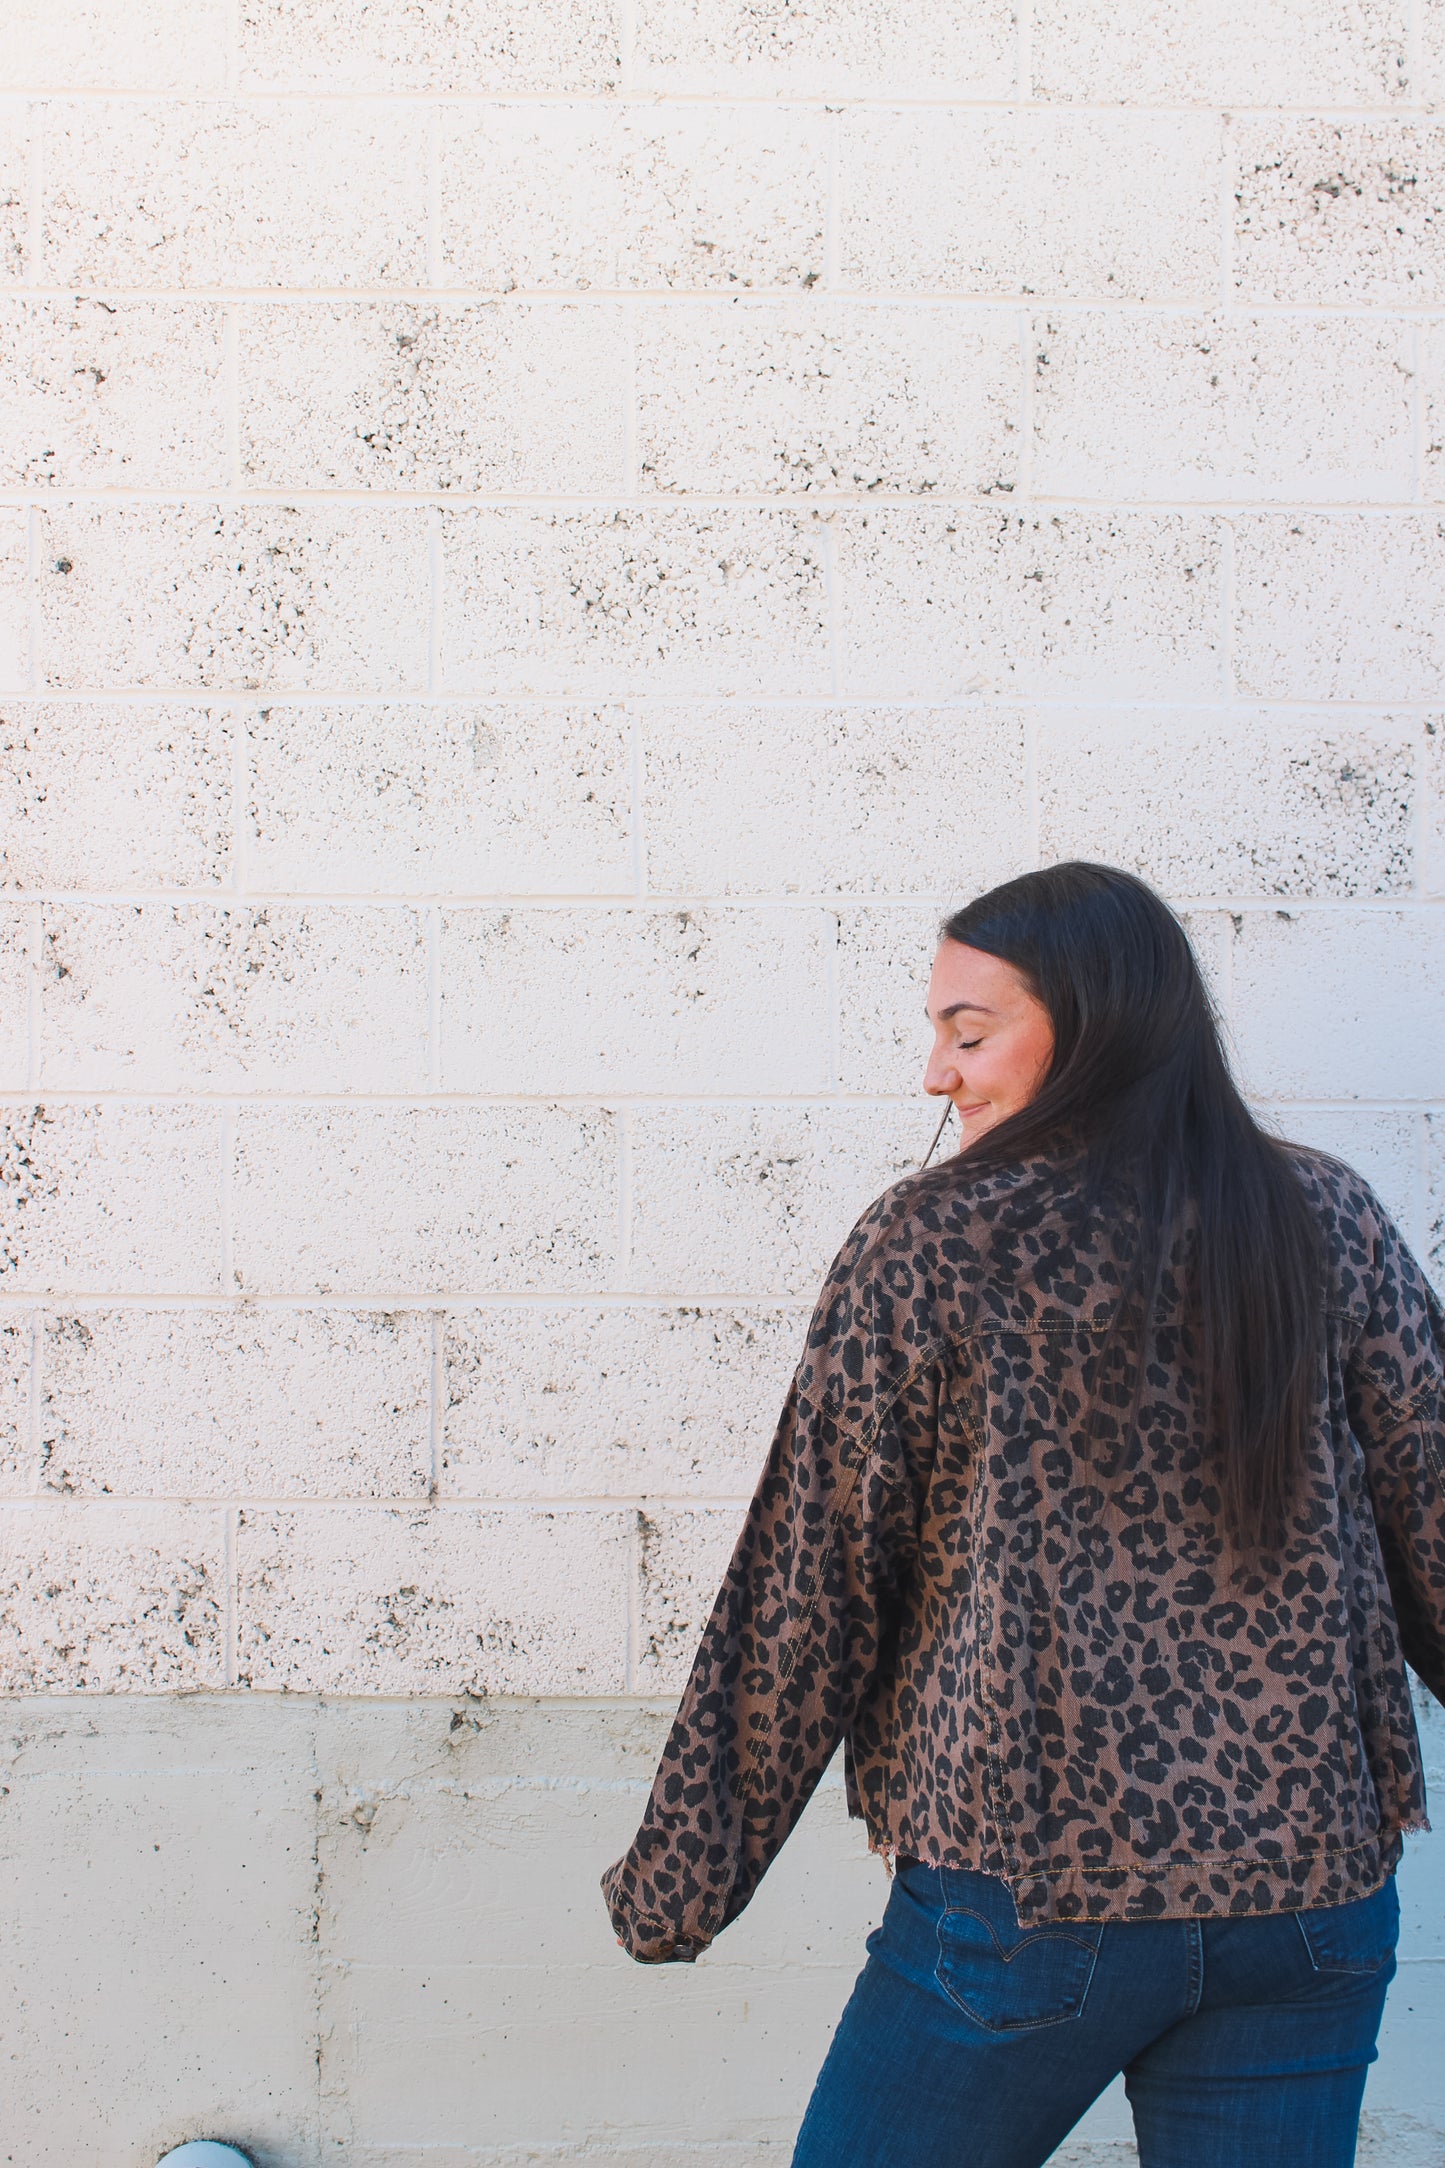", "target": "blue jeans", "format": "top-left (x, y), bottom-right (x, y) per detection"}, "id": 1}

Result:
top-left (792, 1860), bottom-right (1398, 2168)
